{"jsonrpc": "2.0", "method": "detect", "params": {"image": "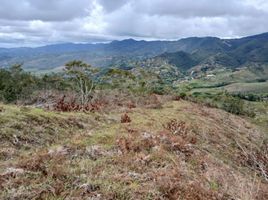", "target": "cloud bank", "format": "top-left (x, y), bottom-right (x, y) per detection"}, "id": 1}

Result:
top-left (0, 0), bottom-right (267, 47)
